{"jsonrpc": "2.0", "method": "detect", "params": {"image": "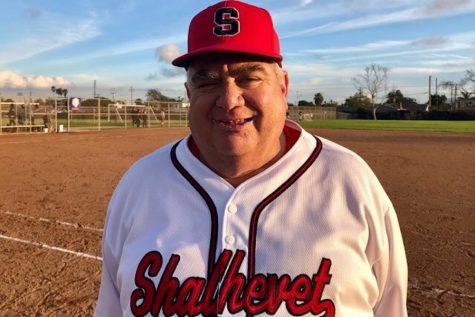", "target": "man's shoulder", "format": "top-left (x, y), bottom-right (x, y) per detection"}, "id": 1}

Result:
top-left (119, 140), bottom-right (182, 184)
top-left (303, 132), bottom-right (374, 176)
